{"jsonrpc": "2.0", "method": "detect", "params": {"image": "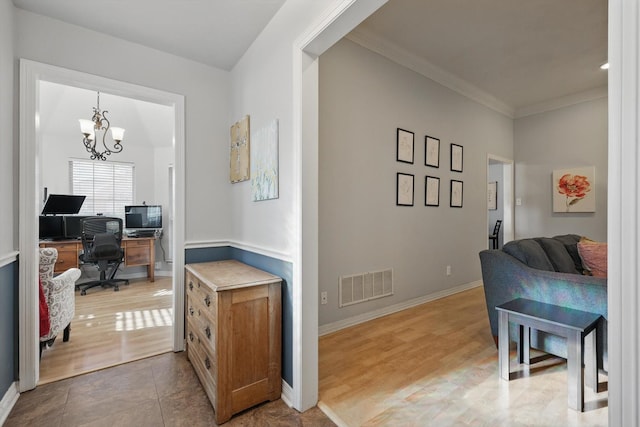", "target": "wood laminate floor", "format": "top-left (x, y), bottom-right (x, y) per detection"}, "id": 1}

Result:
top-left (39, 276), bottom-right (174, 384)
top-left (318, 286), bottom-right (608, 426)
